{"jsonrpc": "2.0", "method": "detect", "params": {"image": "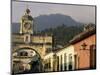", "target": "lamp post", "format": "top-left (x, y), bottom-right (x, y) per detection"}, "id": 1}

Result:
top-left (81, 42), bottom-right (88, 50)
